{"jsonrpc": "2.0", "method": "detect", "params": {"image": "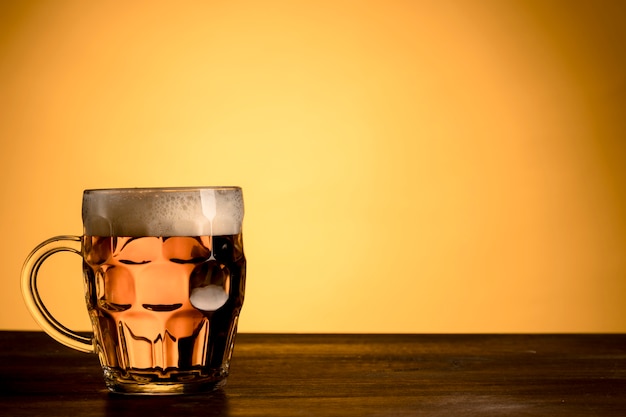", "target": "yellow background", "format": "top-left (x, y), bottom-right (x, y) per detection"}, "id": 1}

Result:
top-left (1, 1), bottom-right (625, 333)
